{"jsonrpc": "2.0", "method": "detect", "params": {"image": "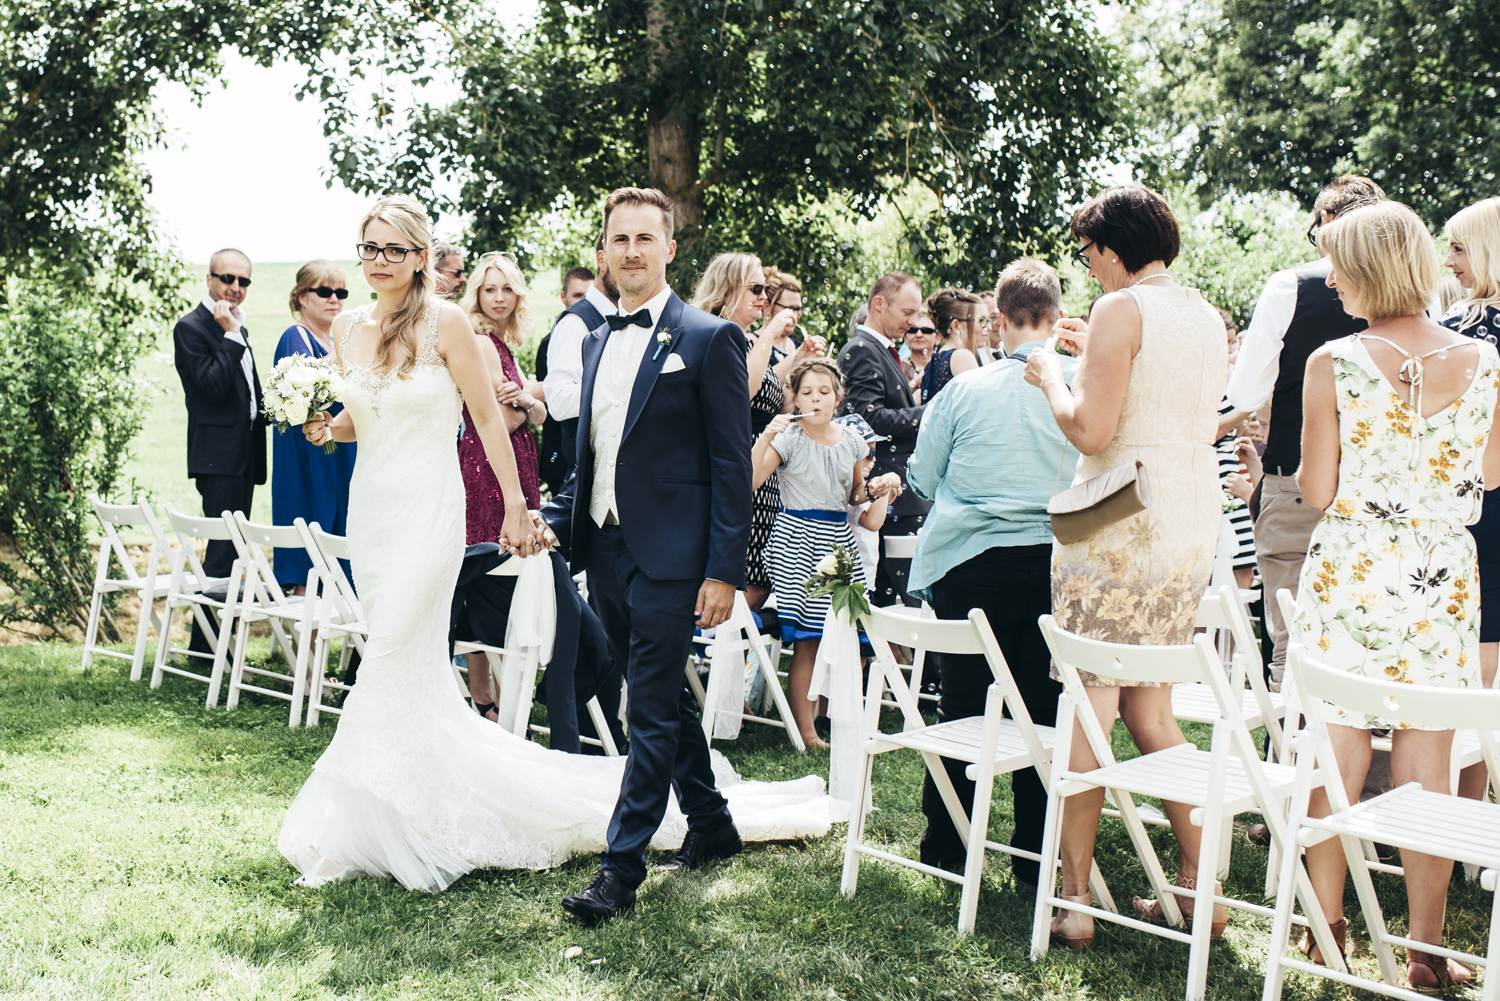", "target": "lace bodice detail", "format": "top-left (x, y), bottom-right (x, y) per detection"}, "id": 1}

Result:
top-left (1324, 335), bottom-right (1500, 526)
top-left (340, 301), bottom-right (448, 414)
